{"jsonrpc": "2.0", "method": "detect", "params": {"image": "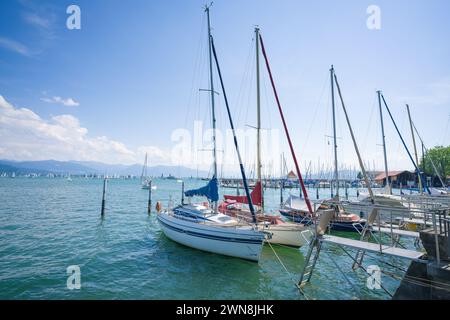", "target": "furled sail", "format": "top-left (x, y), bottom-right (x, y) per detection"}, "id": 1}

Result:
top-left (224, 181), bottom-right (262, 207)
top-left (184, 177), bottom-right (219, 202)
